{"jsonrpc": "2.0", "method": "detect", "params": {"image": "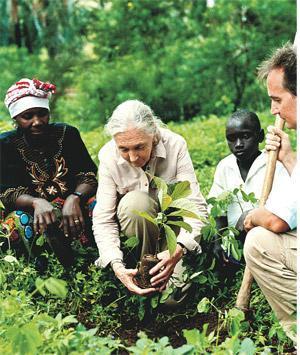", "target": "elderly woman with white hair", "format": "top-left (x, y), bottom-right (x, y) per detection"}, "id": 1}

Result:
top-left (93, 99), bottom-right (207, 301)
